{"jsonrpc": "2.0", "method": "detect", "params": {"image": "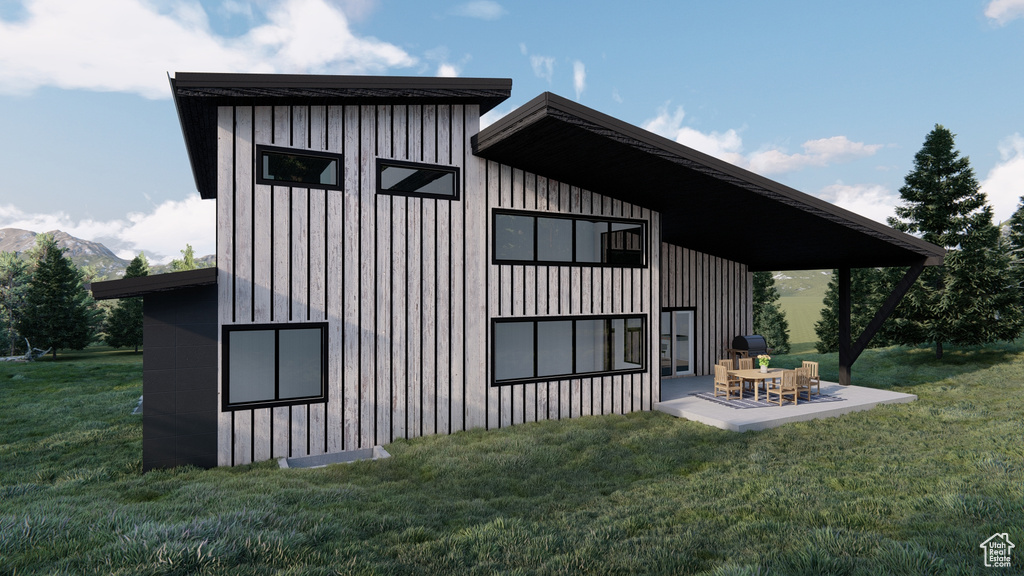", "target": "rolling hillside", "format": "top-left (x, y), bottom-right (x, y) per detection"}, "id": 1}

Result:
top-left (773, 269), bottom-right (831, 348)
